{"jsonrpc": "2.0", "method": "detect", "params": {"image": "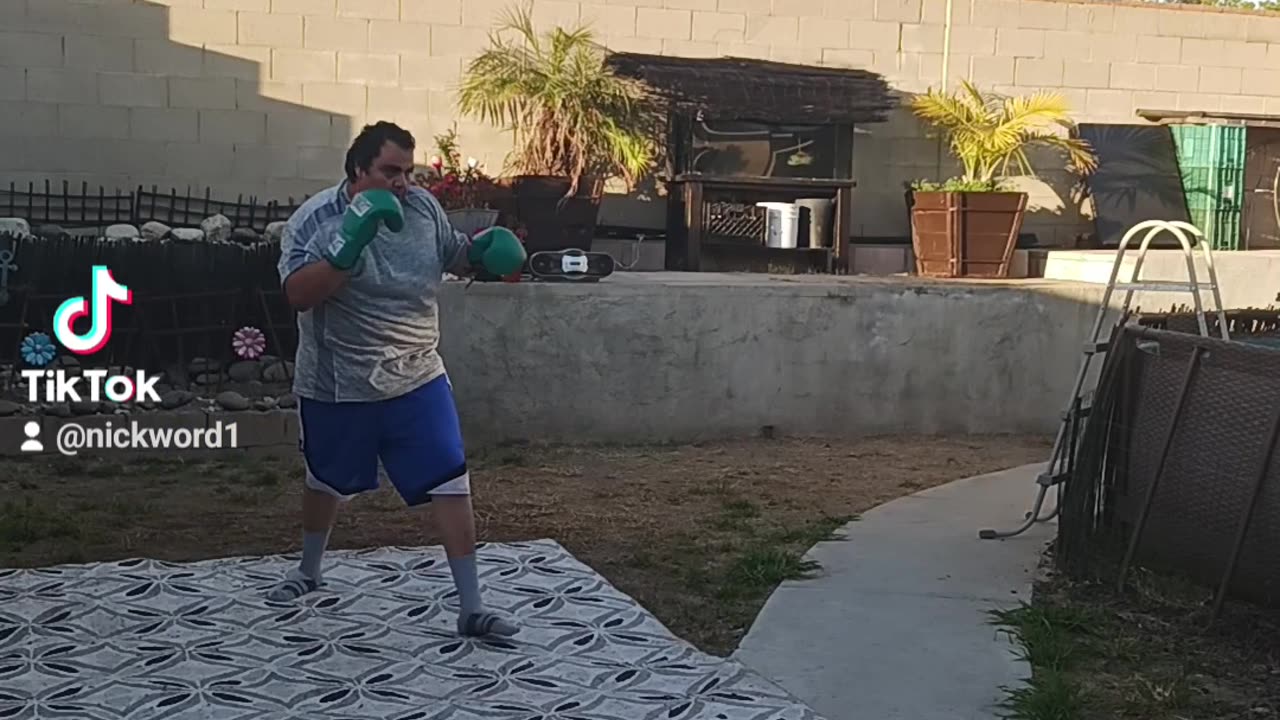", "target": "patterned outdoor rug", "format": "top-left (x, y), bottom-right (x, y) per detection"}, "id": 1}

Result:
top-left (1, 538), bottom-right (824, 719)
